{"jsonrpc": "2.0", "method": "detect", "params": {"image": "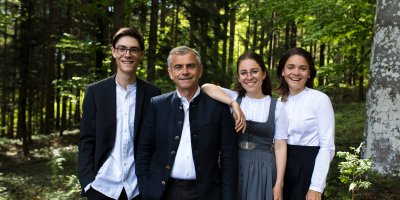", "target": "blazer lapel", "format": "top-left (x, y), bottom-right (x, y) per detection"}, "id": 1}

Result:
top-left (134, 78), bottom-right (145, 137)
top-left (105, 76), bottom-right (117, 147)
